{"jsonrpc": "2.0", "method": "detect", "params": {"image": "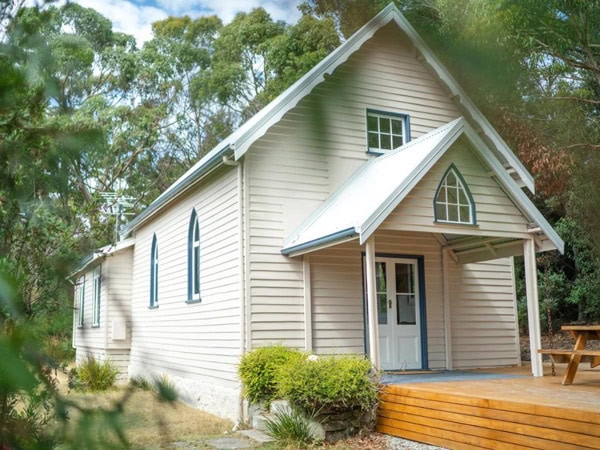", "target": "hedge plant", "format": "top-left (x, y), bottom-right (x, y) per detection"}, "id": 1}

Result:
top-left (277, 355), bottom-right (377, 413)
top-left (238, 345), bottom-right (304, 404)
